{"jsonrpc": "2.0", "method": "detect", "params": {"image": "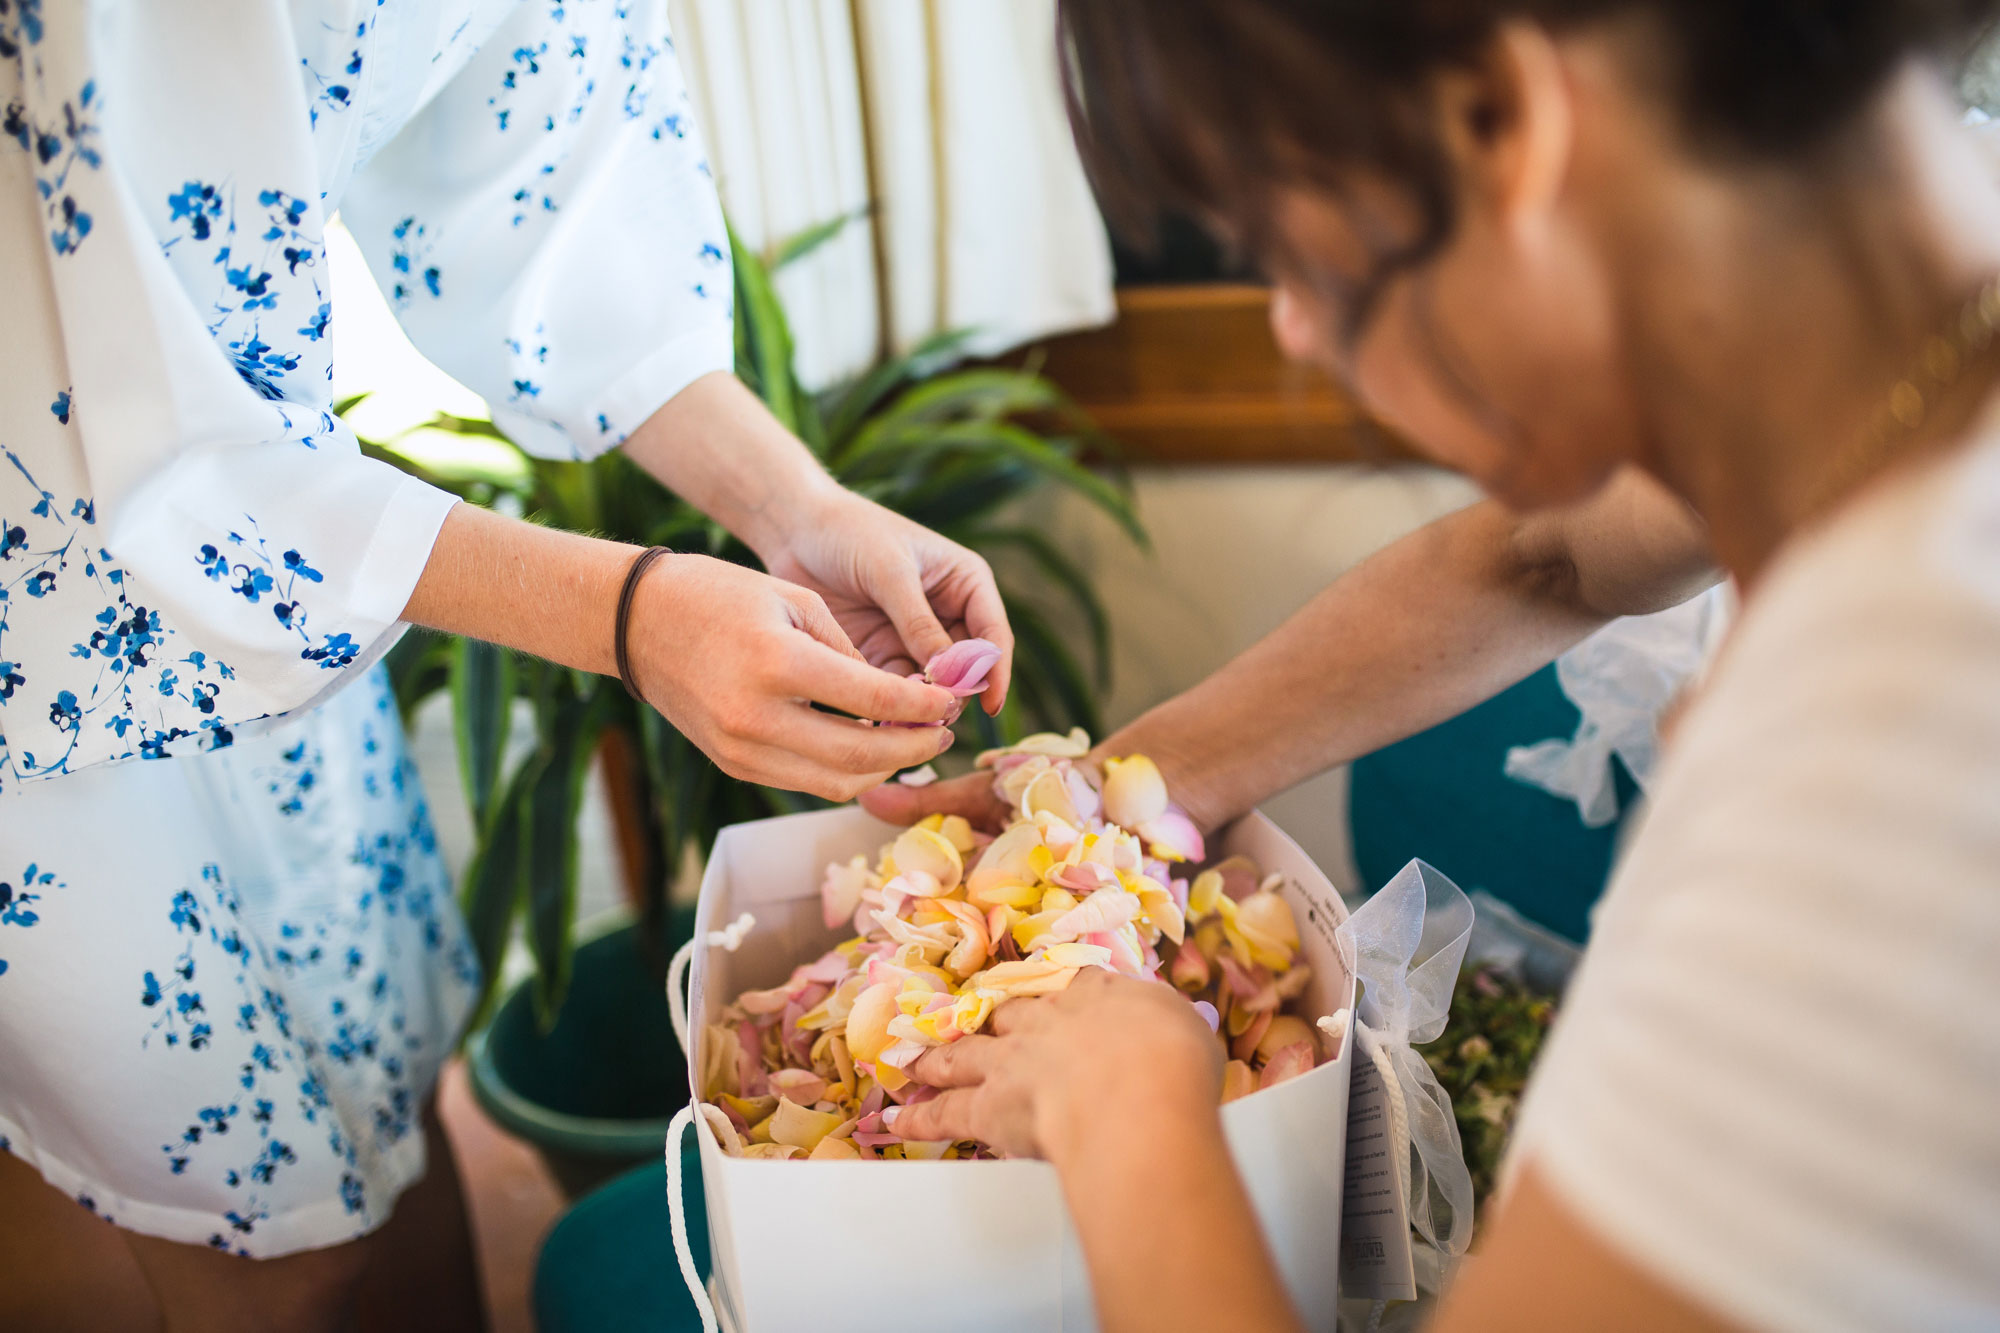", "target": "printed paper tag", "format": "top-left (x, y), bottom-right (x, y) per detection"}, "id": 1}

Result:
top-left (1338, 1026), bottom-right (1417, 1302)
